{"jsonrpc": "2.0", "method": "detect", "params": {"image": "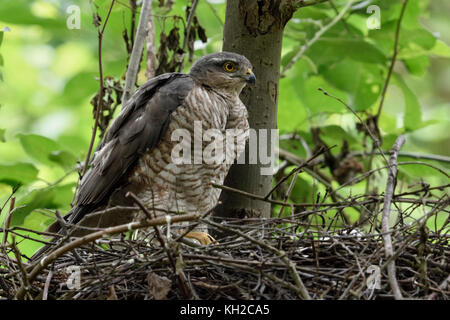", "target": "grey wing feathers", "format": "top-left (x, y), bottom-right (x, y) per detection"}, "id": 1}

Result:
top-left (69, 73), bottom-right (194, 224)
